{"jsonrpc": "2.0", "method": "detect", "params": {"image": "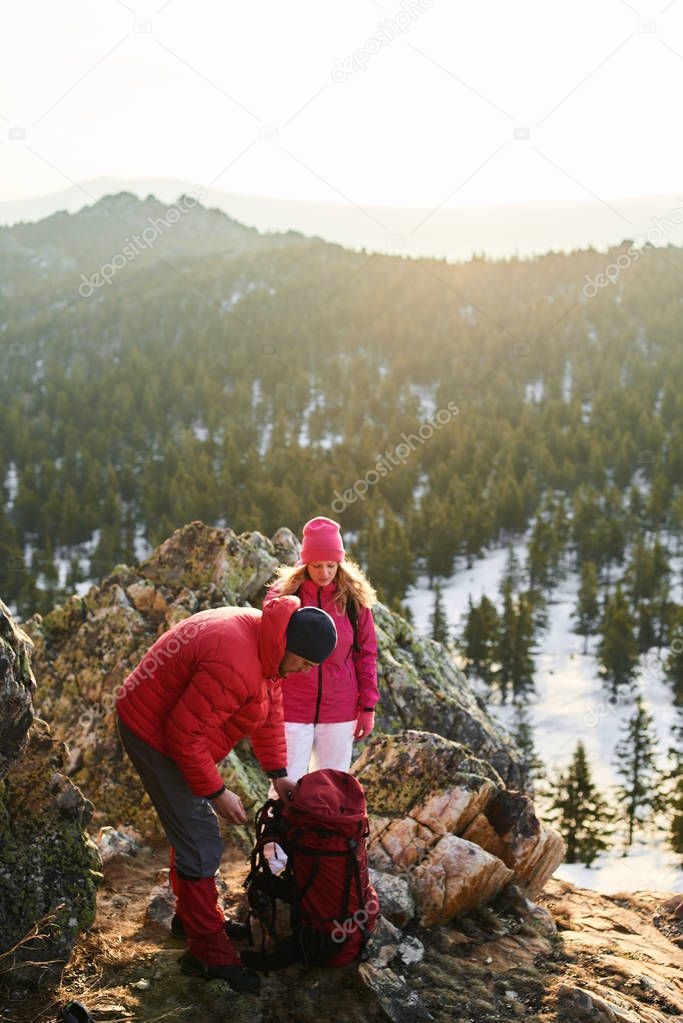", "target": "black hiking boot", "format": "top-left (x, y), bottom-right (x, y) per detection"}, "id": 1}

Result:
top-left (240, 933), bottom-right (301, 972)
top-left (178, 950), bottom-right (261, 993)
top-left (59, 1002), bottom-right (96, 1023)
top-left (170, 912), bottom-right (250, 942)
